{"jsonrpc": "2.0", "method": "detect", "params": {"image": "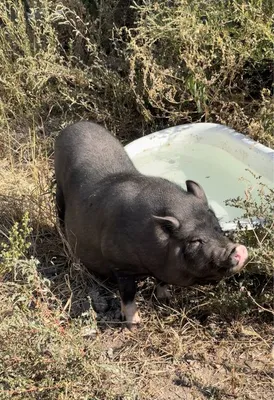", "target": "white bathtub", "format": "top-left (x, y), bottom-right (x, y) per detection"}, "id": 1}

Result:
top-left (125, 123), bottom-right (274, 231)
